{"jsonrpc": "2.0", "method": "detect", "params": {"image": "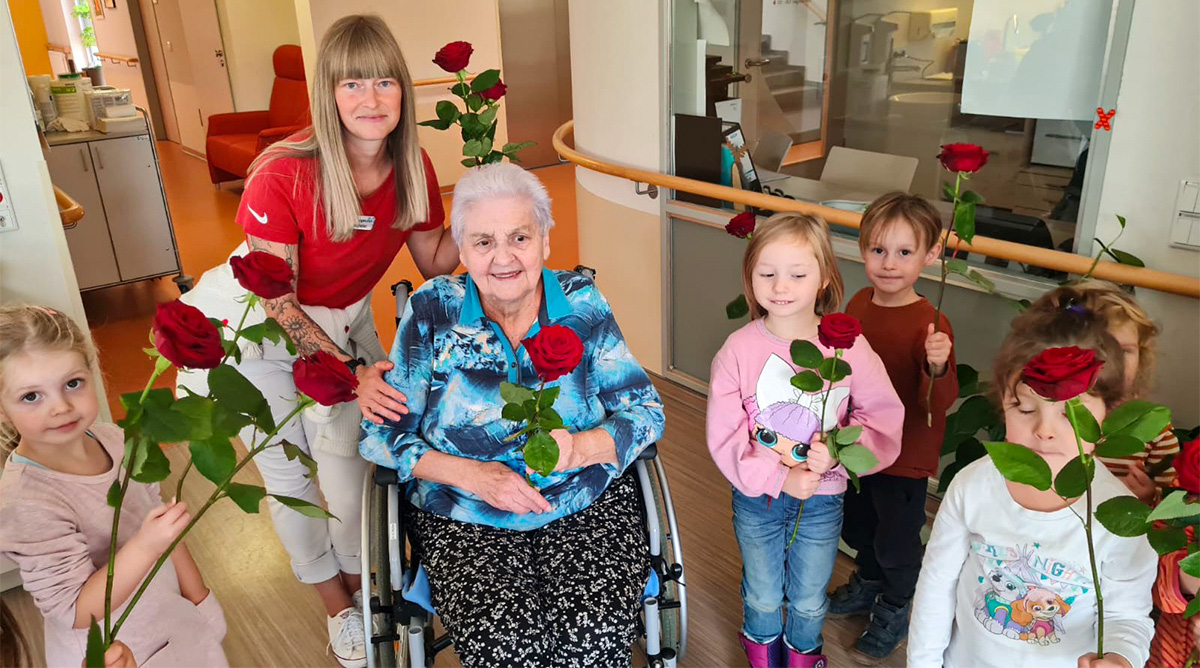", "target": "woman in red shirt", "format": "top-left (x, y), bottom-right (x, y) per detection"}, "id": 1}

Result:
top-left (232, 16), bottom-right (457, 667)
